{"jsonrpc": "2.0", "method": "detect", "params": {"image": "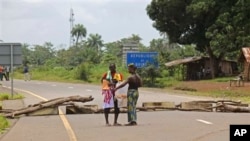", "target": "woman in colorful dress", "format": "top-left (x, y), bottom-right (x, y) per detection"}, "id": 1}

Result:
top-left (101, 63), bottom-right (123, 126)
top-left (114, 63), bottom-right (142, 126)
